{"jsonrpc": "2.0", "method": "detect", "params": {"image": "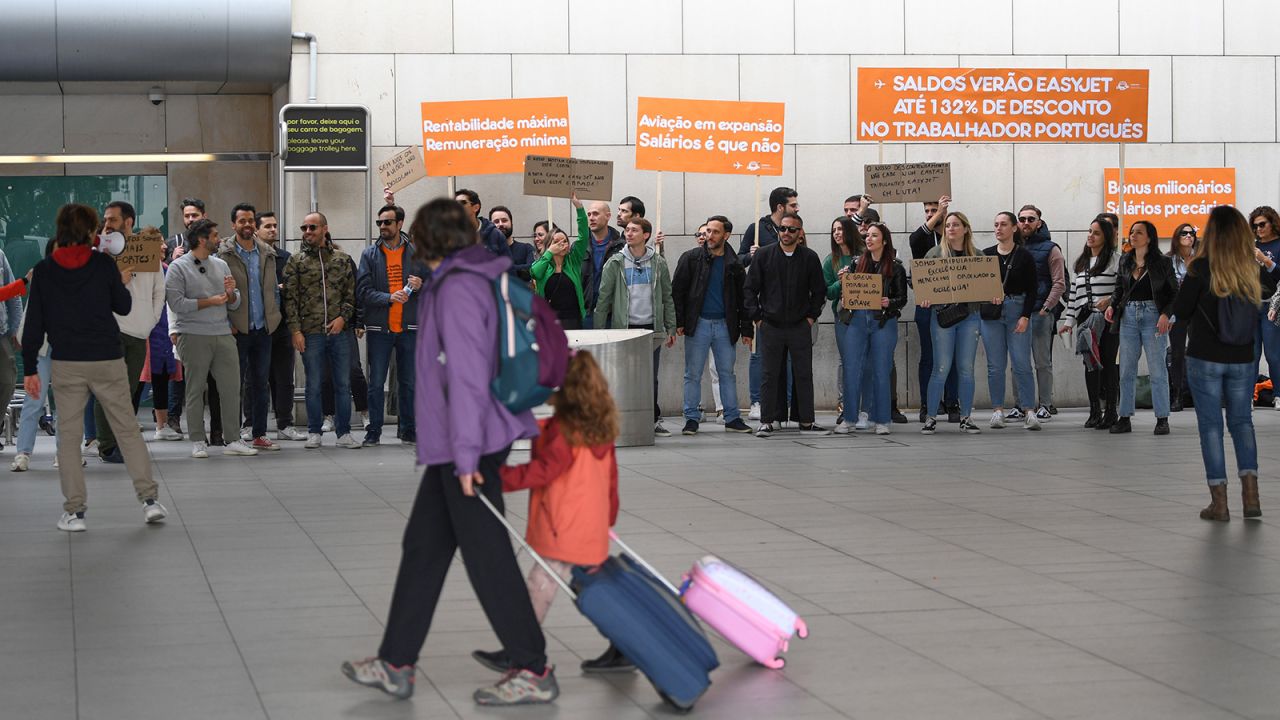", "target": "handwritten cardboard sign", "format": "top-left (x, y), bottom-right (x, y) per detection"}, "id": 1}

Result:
top-left (420, 97), bottom-right (571, 176)
top-left (523, 155), bottom-right (614, 201)
top-left (841, 273), bottom-right (882, 310)
top-left (377, 147), bottom-right (428, 194)
top-left (910, 255), bottom-right (1003, 305)
top-left (117, 229), bottom-right (164, 272)
top-left (864, 162), bottom-right (951, 204)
